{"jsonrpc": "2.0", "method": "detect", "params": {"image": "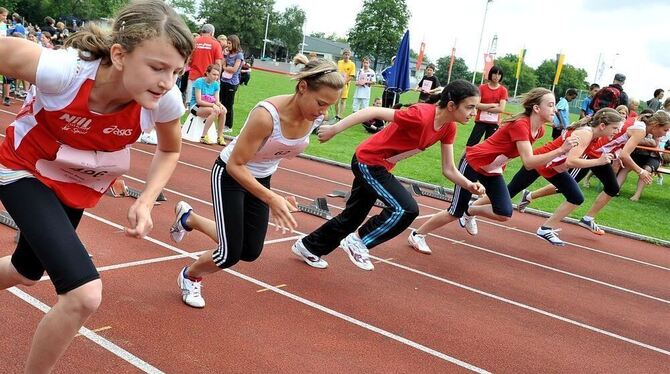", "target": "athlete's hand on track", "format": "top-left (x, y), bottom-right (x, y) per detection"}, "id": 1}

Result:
top-left (125, 200), bottom-right (154, 238)
top-left (317, 125), bottom-right (338, 143)
top-left (269, 193), bottom-right (298, 234)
